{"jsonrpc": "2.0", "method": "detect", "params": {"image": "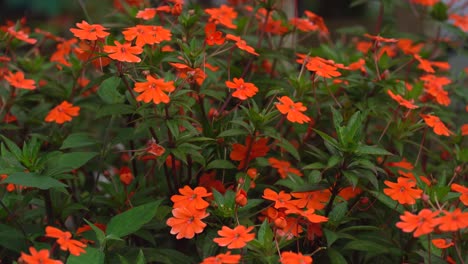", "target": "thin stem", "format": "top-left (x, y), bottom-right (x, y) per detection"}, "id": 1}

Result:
top-left (0, 199), bottom-right (29, 244)
top-left (415, 127), bottom-right (427, 166)
top-left (43, 190), bottom-right (54, 225)
top-left (374, 1), bottom-right (385, 35)
top-left (77, 0), bottom-right (93, 23)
